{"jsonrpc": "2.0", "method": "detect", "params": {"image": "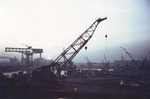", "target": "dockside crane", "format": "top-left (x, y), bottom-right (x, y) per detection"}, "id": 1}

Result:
top-left (120, 46), bottom-right (138, 68)
top-left (84, 56), bottom-right (92, 70)
top-left (5, 46), bottom-right (43, 67)
top-left (42, 17), bottom-right (107, 77)
top-left (104, 54), bottom-right (109, 71)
